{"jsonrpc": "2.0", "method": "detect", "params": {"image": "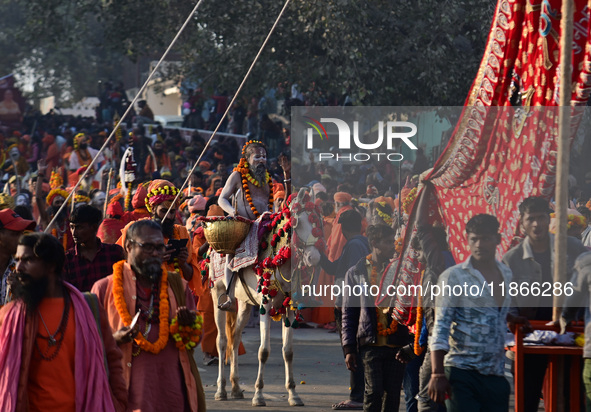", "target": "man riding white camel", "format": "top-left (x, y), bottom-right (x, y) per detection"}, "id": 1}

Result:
top-left (217, 140), bottom-right (289, 310)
